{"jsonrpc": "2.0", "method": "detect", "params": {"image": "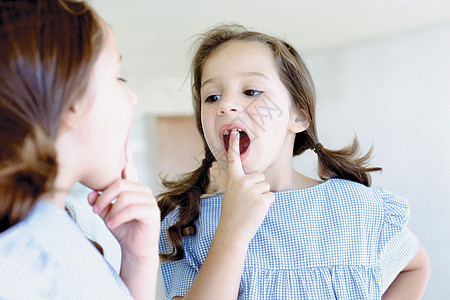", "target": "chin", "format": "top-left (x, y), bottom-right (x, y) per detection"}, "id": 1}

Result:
top-left (81, 172), bottom-right (121, 192)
